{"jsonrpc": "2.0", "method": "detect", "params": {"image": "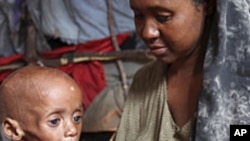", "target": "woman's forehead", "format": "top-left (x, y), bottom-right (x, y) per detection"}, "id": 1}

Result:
top-left (130, 0), bottom-right (197, 11)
